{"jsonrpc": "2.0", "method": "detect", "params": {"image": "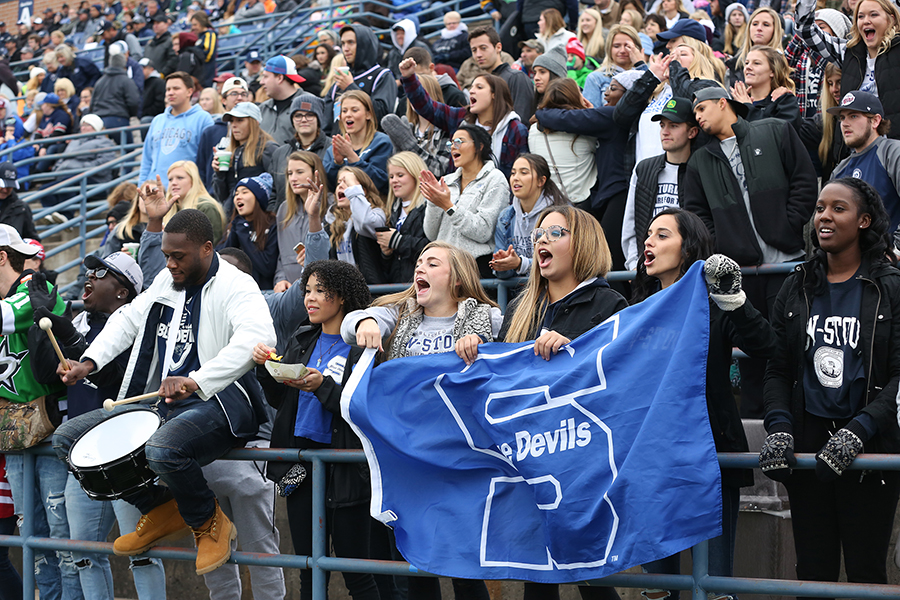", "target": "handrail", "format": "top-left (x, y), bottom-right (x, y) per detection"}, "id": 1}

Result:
top-left (0, 123), bottom-right (149, 161)
top-left (21, 148), bottom-right (141, 207)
